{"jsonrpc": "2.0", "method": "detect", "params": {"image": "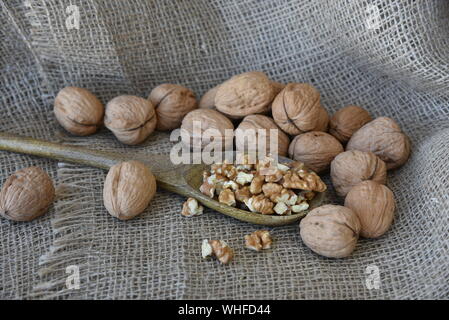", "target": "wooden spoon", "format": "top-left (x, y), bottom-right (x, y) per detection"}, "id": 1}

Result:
top-left (0, 132), bottom-right (324, 226)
